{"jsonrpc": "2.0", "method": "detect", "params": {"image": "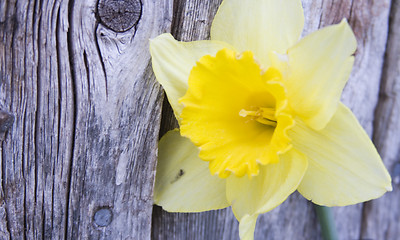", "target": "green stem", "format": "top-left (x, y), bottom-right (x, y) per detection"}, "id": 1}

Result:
top-left (314, 205), bottom-right (338, 240)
